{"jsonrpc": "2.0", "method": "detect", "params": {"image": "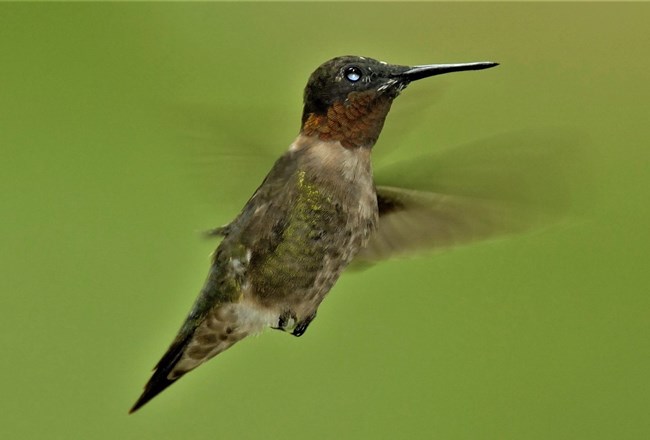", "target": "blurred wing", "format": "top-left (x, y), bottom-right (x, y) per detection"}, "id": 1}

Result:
top-left (354, 129), bottom-right (587, 265)
top-left (163, 101), bottom-right (282, 207)
top-left (355, 186), bottom-right (553, 265)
